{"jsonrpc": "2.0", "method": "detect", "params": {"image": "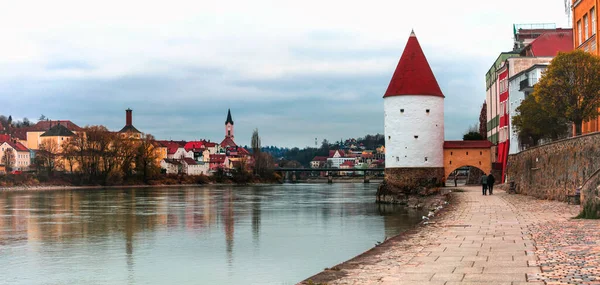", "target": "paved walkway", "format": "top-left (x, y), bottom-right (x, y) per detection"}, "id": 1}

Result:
top-left (303, 185), bottom-right (600, 285)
